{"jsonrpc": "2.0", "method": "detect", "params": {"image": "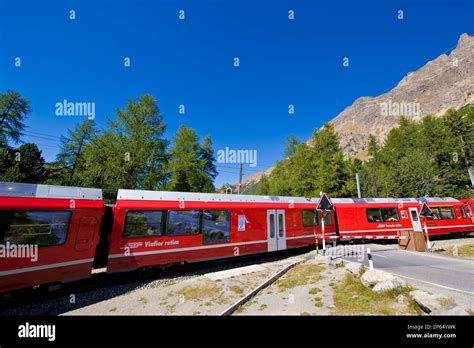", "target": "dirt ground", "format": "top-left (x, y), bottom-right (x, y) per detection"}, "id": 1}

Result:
top-left (64, 251), bottom-right (422, 316)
